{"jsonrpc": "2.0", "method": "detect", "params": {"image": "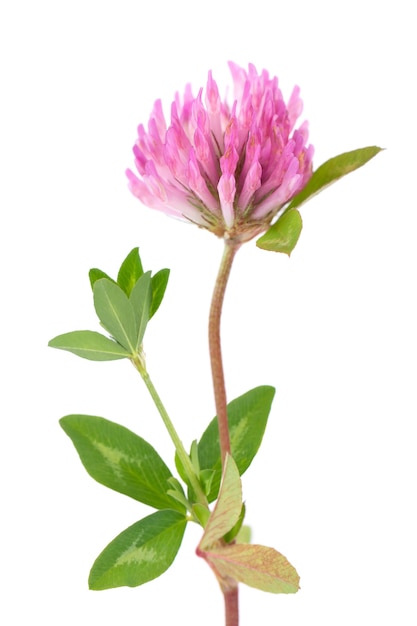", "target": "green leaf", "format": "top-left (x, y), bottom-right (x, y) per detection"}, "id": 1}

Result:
top-left (235, 525), bottom-right (251, 544)
top-left (256, 208), bottom-right (302, 255)
top-left (89, 510), bottom-right (187, 590)
top-left (117, 247), bottom-right (144, 296)
top-left (223, 502), bottom-right (246, 544)
top-left (129, 271), bottom-right (152, 350)
top-left (198, 455), bottom-right (242, 551)
top-left (204, 543), bottom-right (300, 594)
top-left (89, 268), bottom-right (115, 290)
top-left (60, 414), bottom-right (185, 512)
top-left (287, 146), bottom-right (383, 211)
top-left (150, 269), bottom-right (170, 318)
top-left (48, 330), bottom-right (131, 361)
top-left (93, 279), bottom-right (137, 353)
top-left (198, 386), bottom-right (275, 502)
